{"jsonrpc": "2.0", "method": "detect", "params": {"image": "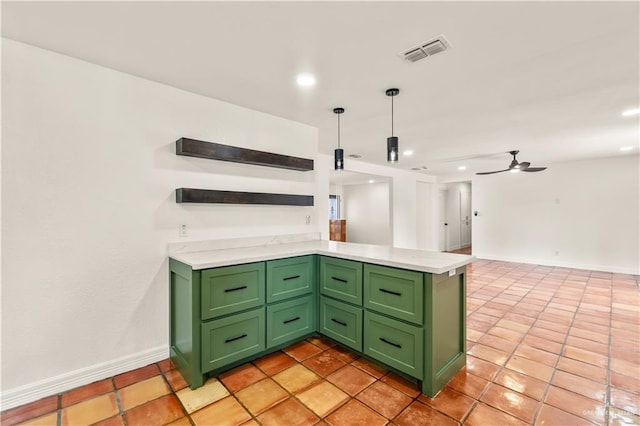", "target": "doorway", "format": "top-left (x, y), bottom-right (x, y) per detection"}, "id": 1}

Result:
top-left (440, 181), bottom-right (472, 253)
